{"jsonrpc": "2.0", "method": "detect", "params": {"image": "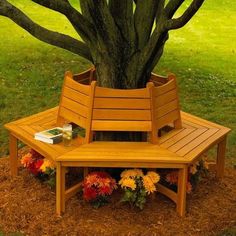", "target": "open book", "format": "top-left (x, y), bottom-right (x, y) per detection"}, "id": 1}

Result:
top-left (34, 127), bottom-right (63, 144)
